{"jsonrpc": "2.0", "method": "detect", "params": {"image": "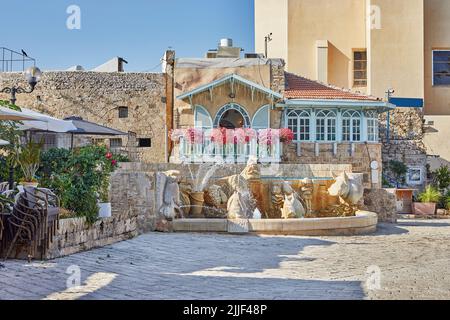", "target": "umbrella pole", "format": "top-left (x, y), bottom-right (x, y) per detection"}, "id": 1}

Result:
top-left (71, 133), bottom-right (74, 150)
